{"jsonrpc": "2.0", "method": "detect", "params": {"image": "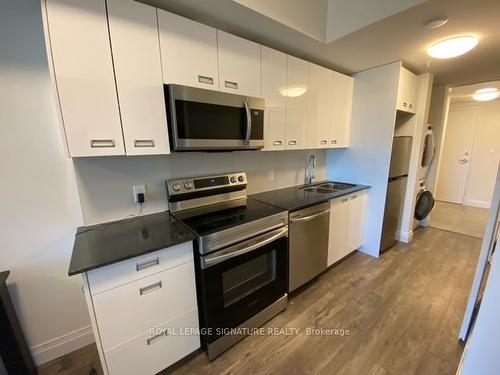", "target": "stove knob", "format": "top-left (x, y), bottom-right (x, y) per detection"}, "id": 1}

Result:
top-left (238, 175), bottom-right (245, 183)
top-left (230, 176), bottom-right (237, 183)
top-left (184, 182), bottom-right (193, 190)
top-left (172, 183), bottom-right (182, 192)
